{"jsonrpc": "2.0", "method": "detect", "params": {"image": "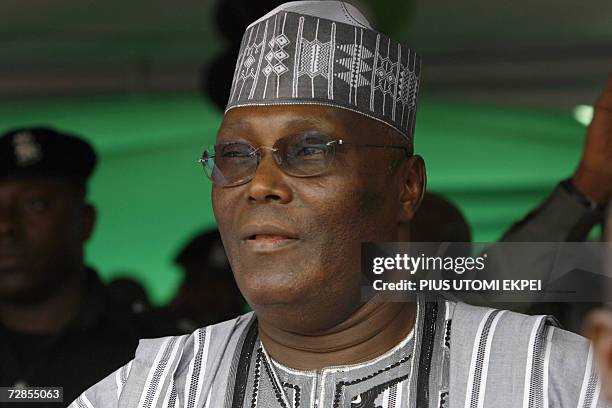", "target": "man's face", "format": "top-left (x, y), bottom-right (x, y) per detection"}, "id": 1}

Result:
top-left (212, 105), bottom-right (424, 333)
top-left (0, 177), bottom-right (93, 304)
